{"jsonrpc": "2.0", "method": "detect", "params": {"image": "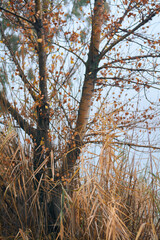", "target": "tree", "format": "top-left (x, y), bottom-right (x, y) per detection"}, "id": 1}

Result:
top-left (0, 0), bottom-right (160, 237)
